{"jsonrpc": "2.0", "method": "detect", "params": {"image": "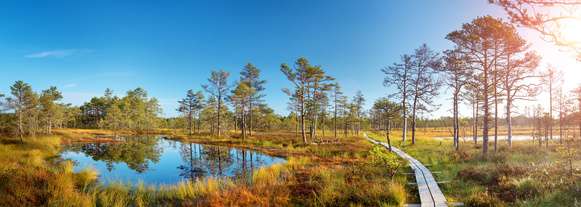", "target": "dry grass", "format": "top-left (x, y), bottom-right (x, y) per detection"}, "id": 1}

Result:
top-left (1, 129), bottom-right (411, 206)
top-left (0, 136), bottom-right (98, 206)
top-left (7, 126), bottom-right (579, 206)
top-left (366, 129), bottom-right (581, 206)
